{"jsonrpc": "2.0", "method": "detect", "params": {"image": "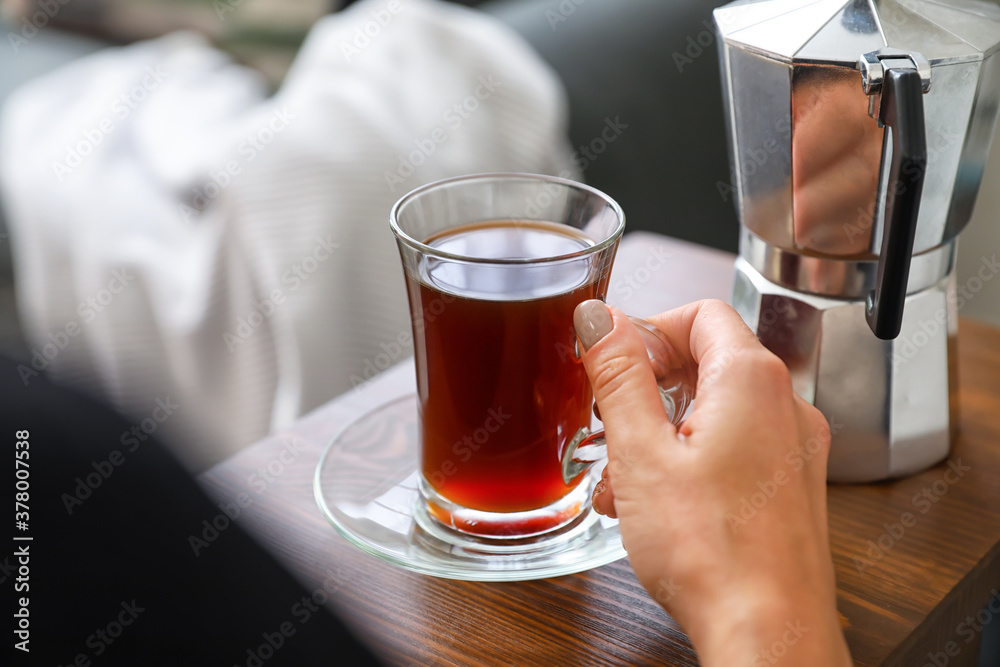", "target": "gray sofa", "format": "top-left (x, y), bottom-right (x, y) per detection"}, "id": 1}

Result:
top-left (484, 0), bottom-right (737, 250)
